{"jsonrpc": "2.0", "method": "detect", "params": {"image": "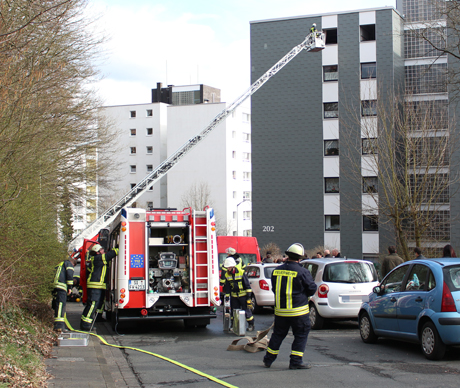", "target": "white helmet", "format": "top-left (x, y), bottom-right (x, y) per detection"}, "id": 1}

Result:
top-left (90, 244), bottom-right (102, 253)
top-left (224, 257), bottom-right (236, 268)
top-left (225, 247), bottom-right (236, 255)
top-left (285, 243), bottom-right (305, 257)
